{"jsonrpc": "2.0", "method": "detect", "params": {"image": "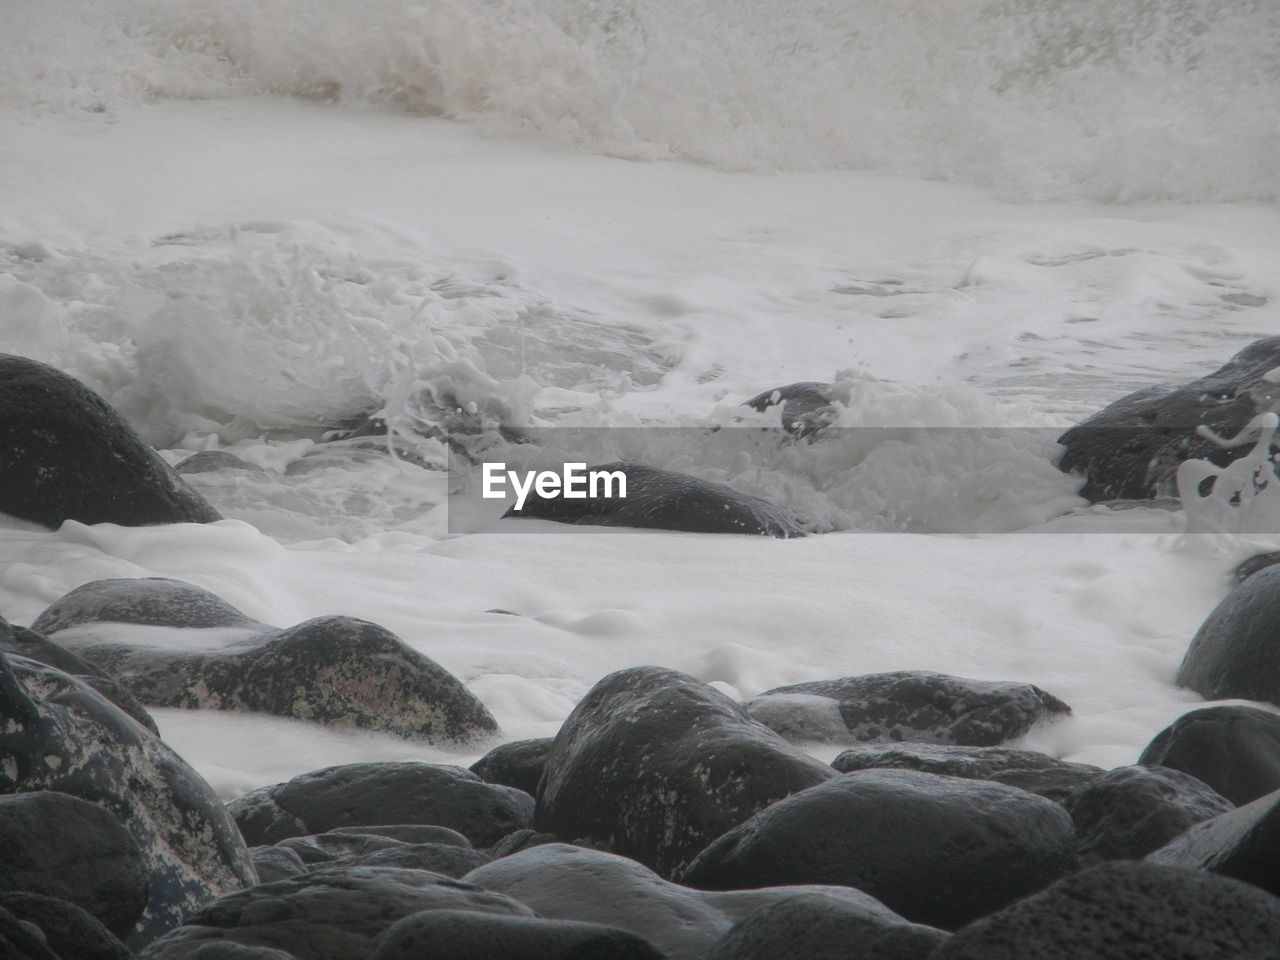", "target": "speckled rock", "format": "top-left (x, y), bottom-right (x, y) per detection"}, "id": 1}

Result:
top-left (534, 666), bottom-right (836, 879)
top-left (372, 909), bottom-right (666, 960)
top-left (1177, 566), bottom-right (1280, 707)
top-left (469, 738), bottom-right (553, 797)
top-left (1138, 704), bottom-right (1280, 806)
top-left (744, 671), bottom-right (1071, 747)
top-left (0, 353), bottom-right (221, 527)
top-left (1147, 787), bottom-right (1280, 895)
